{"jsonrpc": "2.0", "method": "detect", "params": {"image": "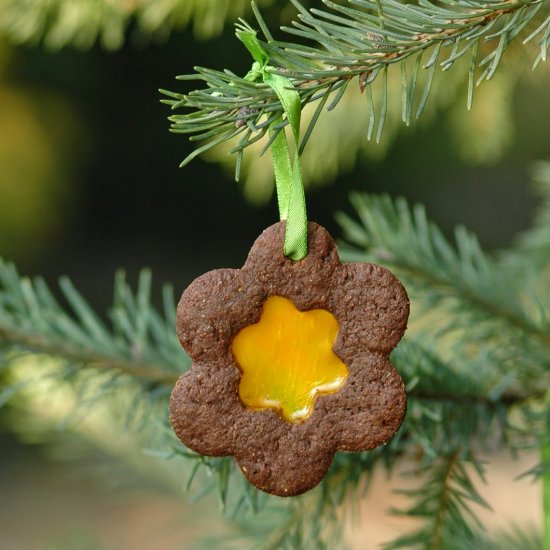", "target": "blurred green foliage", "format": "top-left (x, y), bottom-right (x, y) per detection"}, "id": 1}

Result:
top-left (0, 43), bottom-right (82, 263)
top-left (0, 0), bottom-right (276, 48)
